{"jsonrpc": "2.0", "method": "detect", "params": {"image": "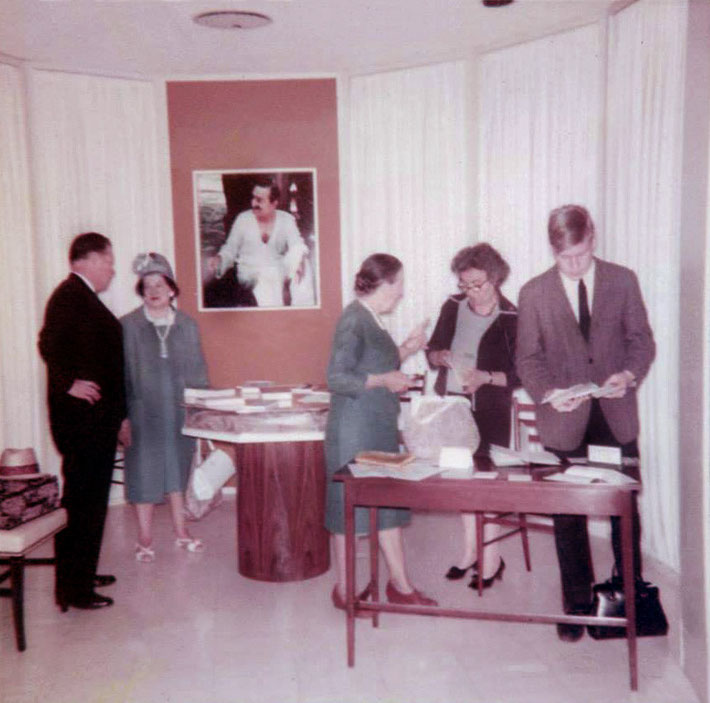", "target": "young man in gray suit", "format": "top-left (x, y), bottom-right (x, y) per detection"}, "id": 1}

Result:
top-left (516, 204), bottom-right (655, 642)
